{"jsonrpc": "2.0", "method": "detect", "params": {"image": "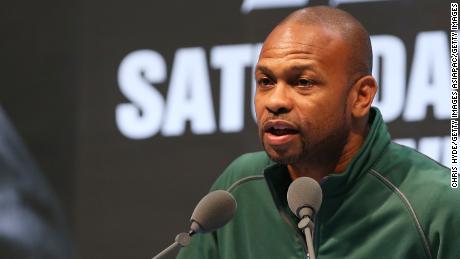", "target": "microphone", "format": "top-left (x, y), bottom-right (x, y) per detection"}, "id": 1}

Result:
top-left (152, 190), bottom-right (237, 259)
top-left (190, 190), bottom-right (237, 233)
top-left (287, 177), bottom-right (323, 259)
